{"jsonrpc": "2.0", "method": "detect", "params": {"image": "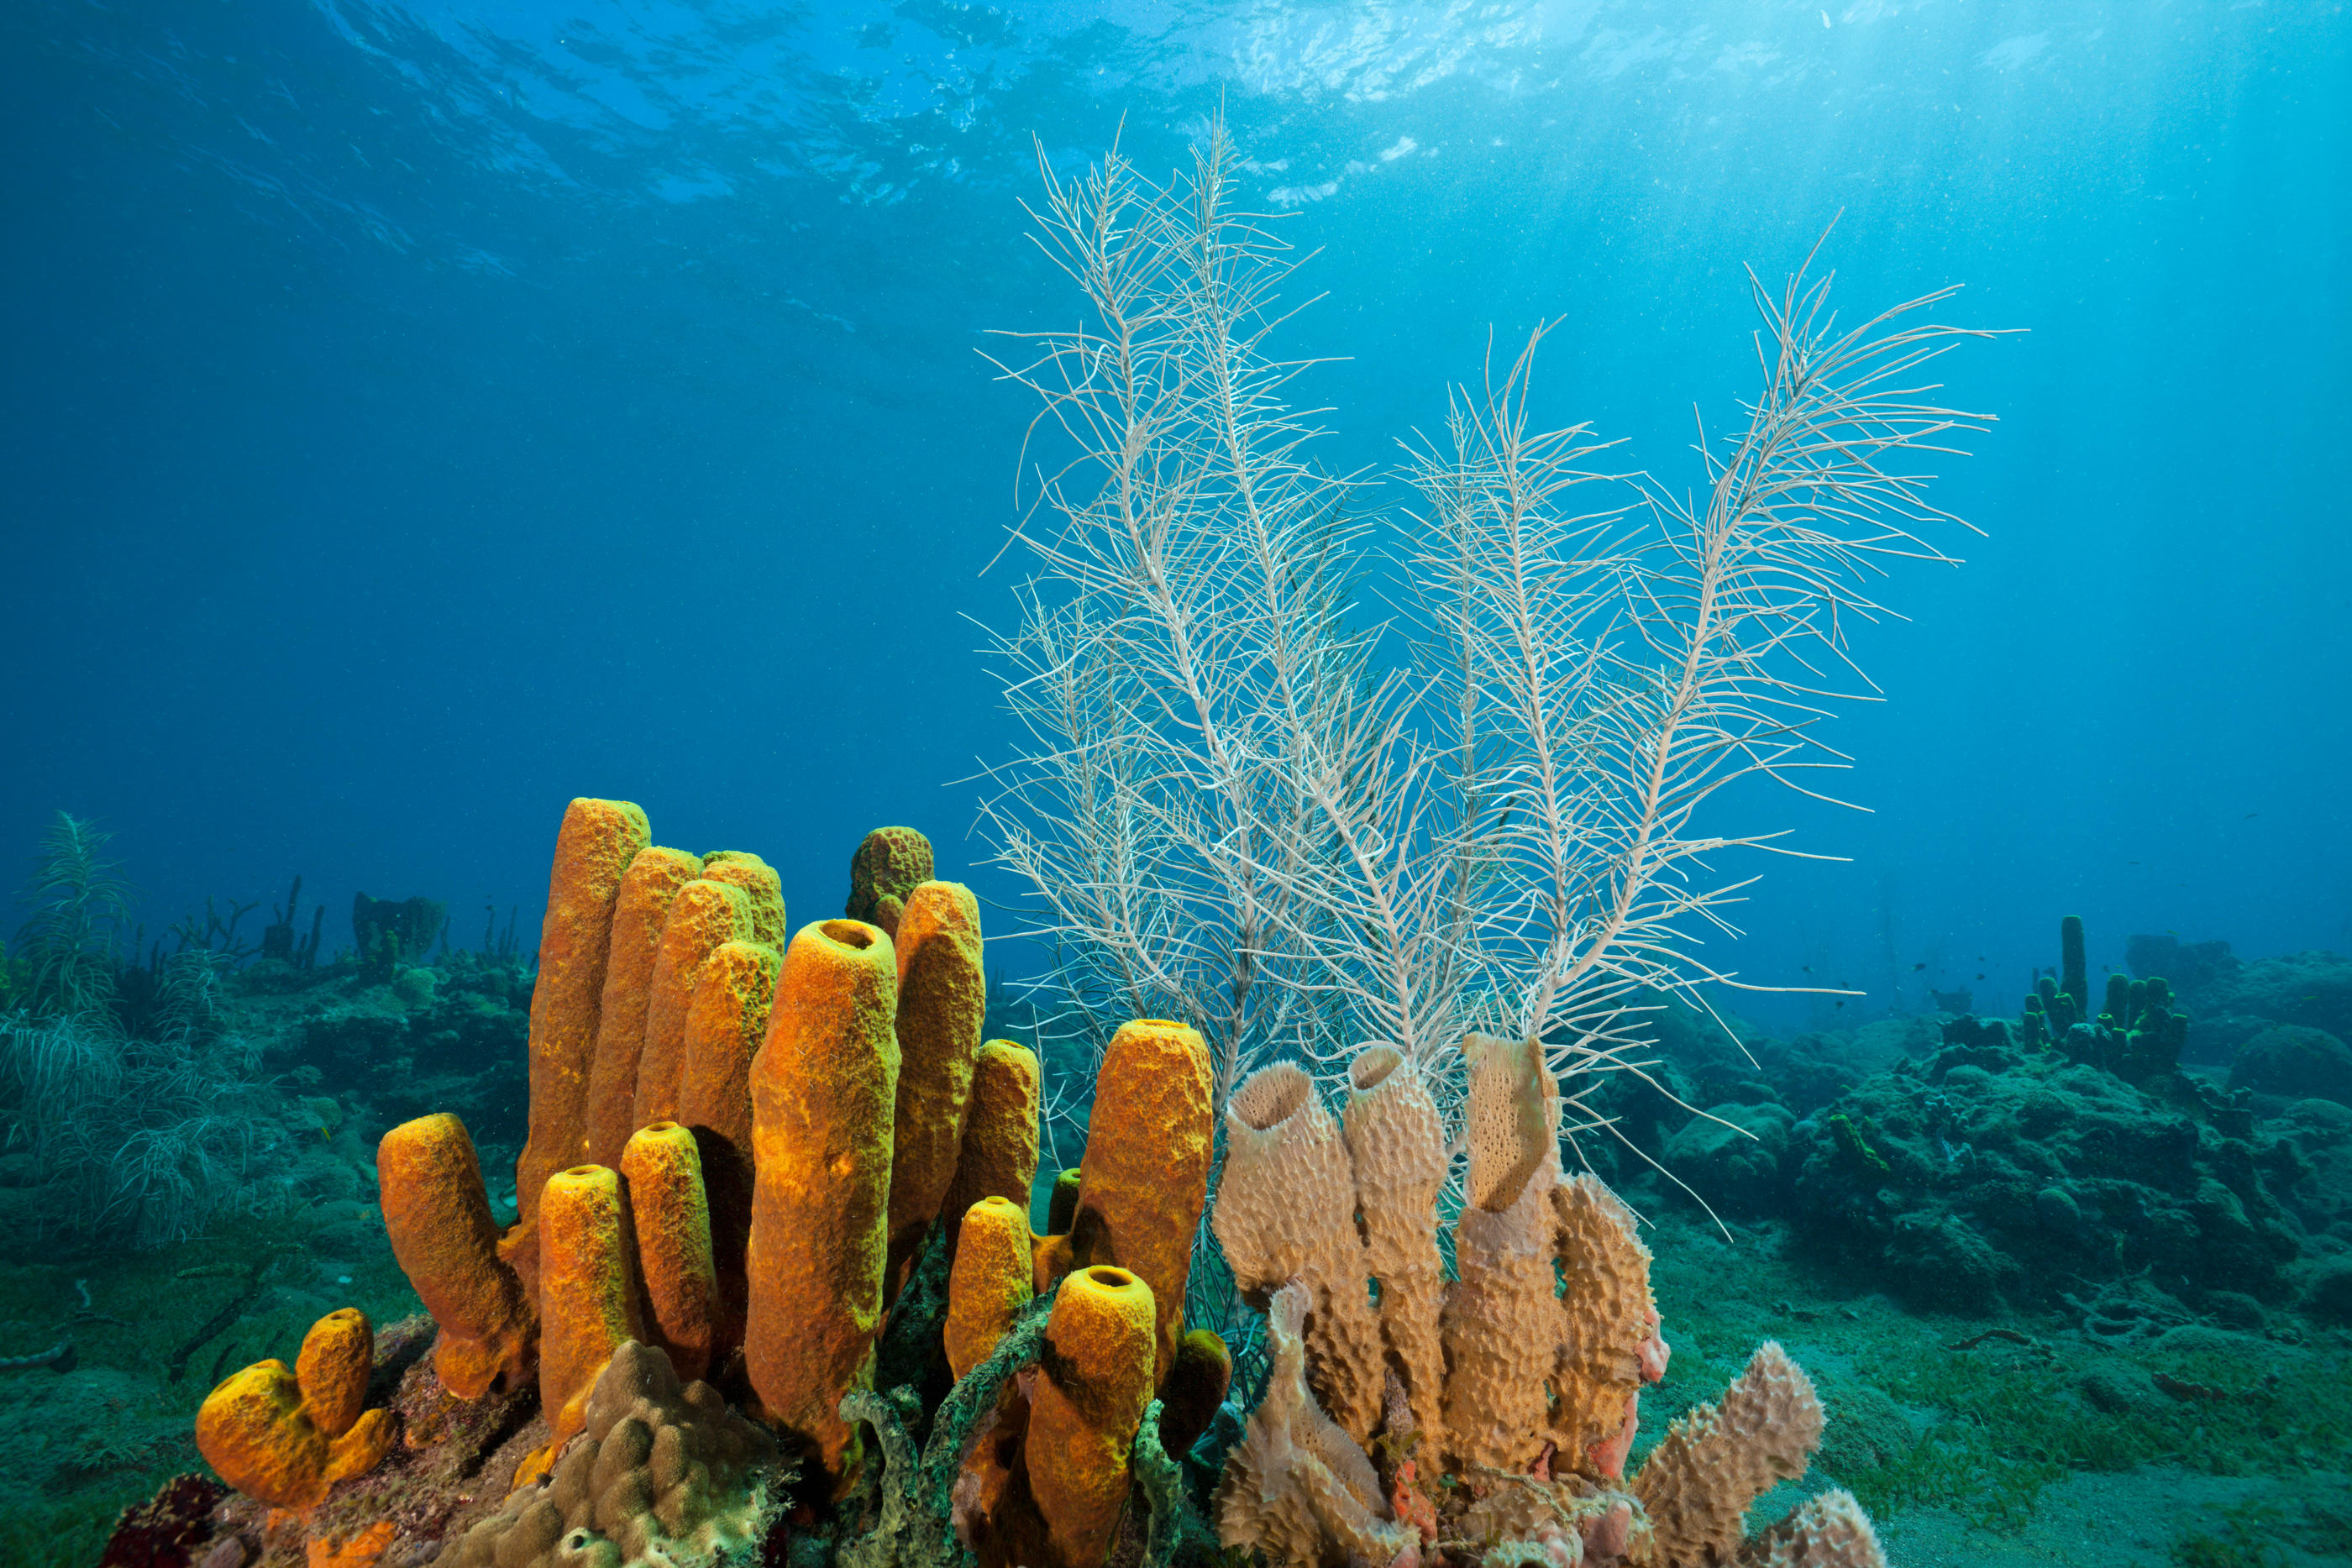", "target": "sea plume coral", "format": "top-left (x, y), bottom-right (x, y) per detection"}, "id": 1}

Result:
top-left (978, 116), bottom-right (1998, 1141)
